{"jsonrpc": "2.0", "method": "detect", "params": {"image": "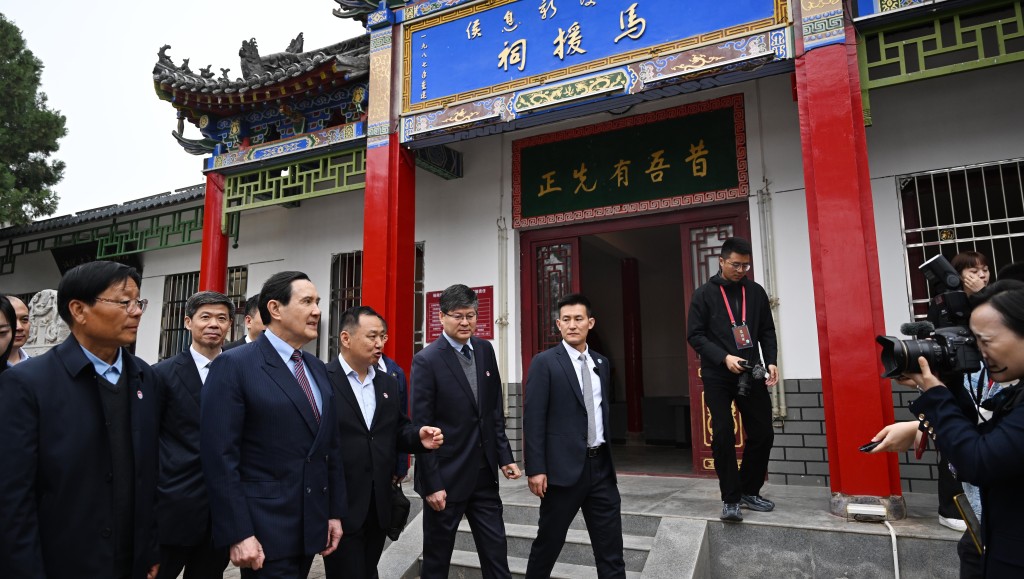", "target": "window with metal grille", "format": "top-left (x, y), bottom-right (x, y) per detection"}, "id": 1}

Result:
top-left (327, 243), bottom-right (426, 360)
top-left (899, 158), bottom-right (1024, 319)
top-left (158, 267), bottom-right (248, 360)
